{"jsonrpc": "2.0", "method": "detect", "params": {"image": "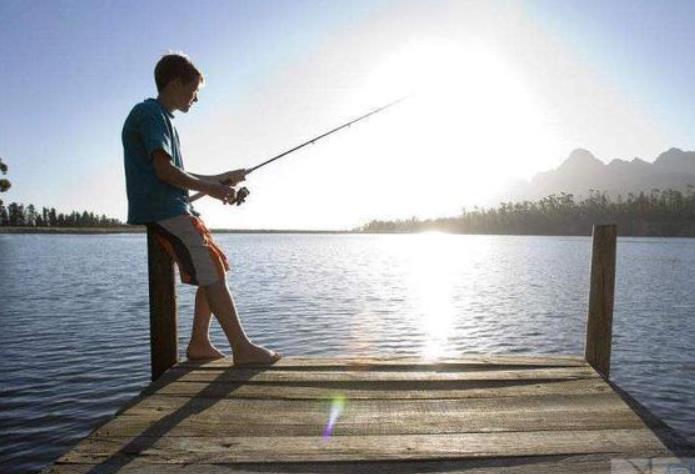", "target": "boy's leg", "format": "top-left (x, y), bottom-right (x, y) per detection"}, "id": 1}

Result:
top-left (186, 287), bottom-right (225, 360)
top-left (148, 215), bottom-right (279, 365)
top-left (202, 279), bottom-right (281, 365)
